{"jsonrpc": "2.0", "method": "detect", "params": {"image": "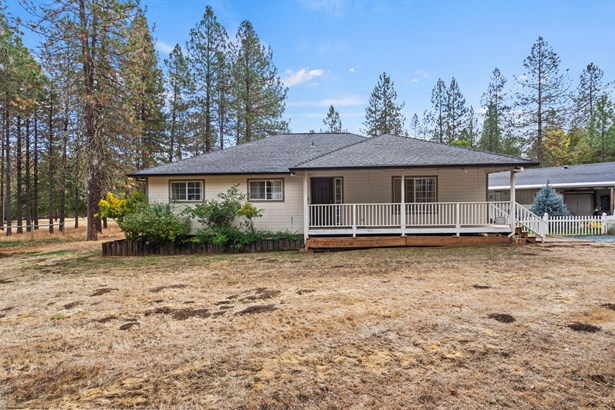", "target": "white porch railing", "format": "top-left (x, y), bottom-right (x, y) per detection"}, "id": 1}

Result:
top-left (514, 205), bottom-right (547, 239)
top-left (545, 213), bottom-right (608, 236)
top-left (309, 201), bottom-right (514, 235)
